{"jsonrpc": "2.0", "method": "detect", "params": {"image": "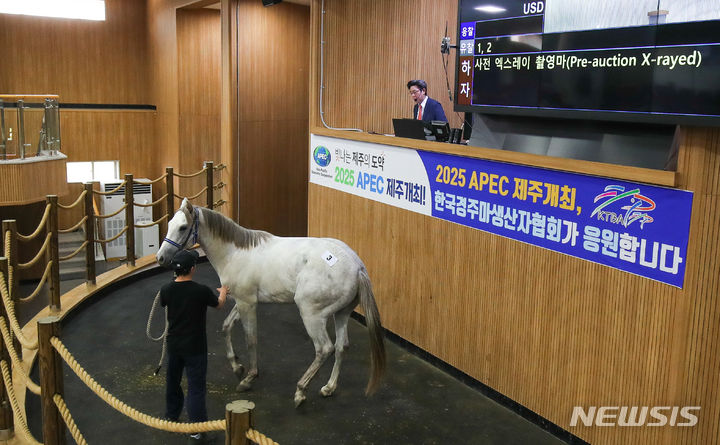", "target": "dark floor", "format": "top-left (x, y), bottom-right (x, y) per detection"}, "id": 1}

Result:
top-left (24, 262), bottom-right (569, 445)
